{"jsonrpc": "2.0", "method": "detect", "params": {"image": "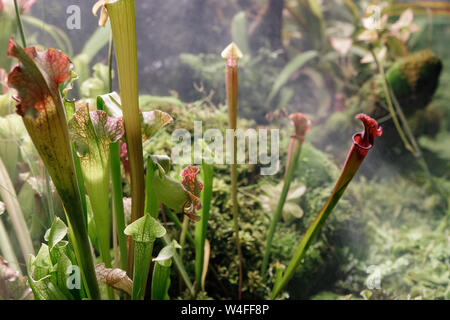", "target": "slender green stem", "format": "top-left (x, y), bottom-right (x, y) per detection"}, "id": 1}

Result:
top-left (194, 161), bottom-right (214, 295)
top-left (151, 262), bottom-right (171, 300)
top-left (162, 205), bottom-right (228, 296)
top-left (65, 208), bottom-right (100, 300)
top-left (261, 138), bottom-right (303, 276)
top-left (163, 205), bottom-right (195, 245)
top-left (145, 157), bottom-right (159, 218)
top-left (0, 157), bottom-right (34, 260)
top-left (72, 146), bottom-right (87, 224)
top-left (131, 241), bottom-right (153, 300)
top-left (372, 49), bottom-right (445, 200)
top-left (108, 31), bottom-right (113, 93)
top-left (13, 0), bottom-right (27, 47)
top-left (162, 234), bottom-right (194, 297)
top-left (112, 207), bottom-right (118, 269)
top-left (271, 164), bottom-right (357, 299)
top-left (111, 142), bottom-right (128, 271)
top-left (44, 167), bottom-right (55, 221)
top-left (371, 49), bottom-right (413, 153)
top-left (179, 216), bottom-right (189, 257)
top-left (65, 99), bottom-right (88, 225)
top-left (0, 217), bottom-right (21, 274)
top-left (21, 15), bottom-right (73, 56)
